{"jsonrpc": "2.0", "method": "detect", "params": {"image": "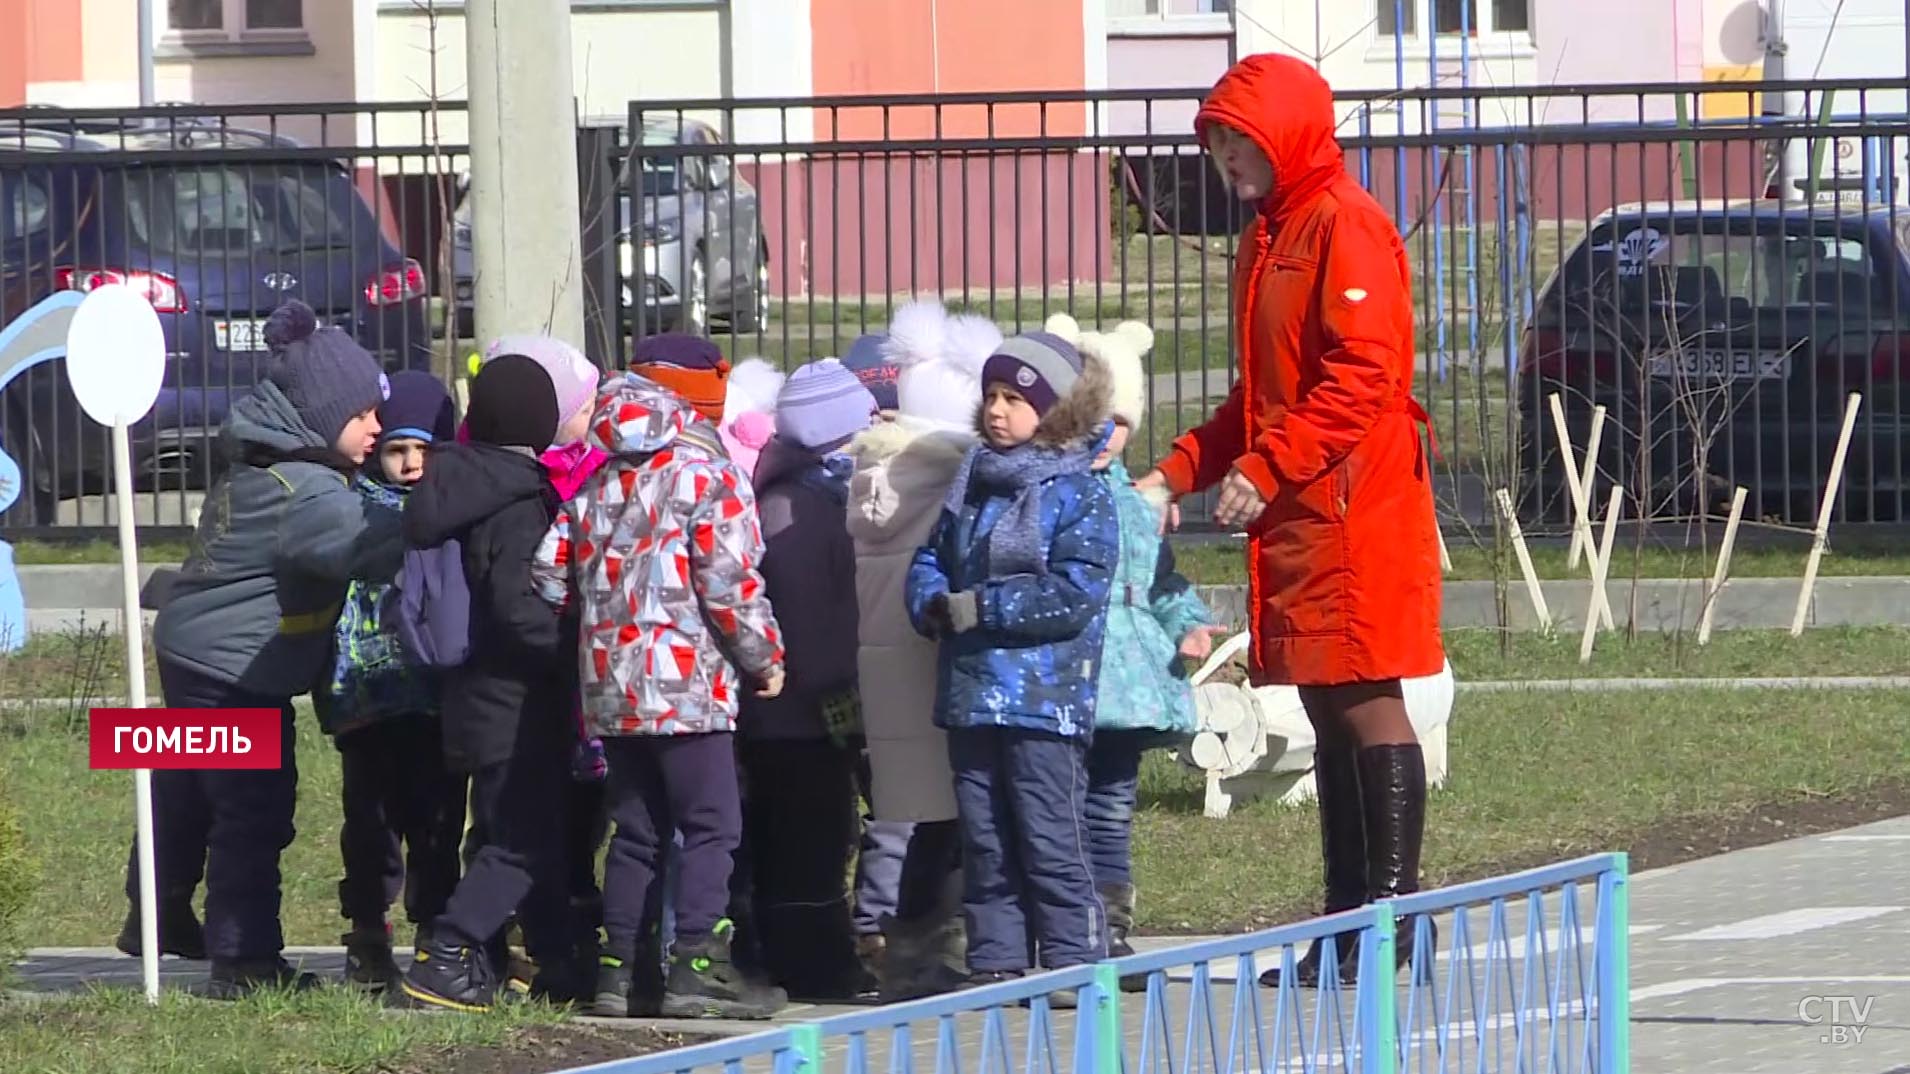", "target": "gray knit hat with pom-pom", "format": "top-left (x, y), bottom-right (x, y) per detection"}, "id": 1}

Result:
top-left (263, 300), bottom-right (389, 446)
